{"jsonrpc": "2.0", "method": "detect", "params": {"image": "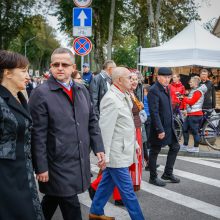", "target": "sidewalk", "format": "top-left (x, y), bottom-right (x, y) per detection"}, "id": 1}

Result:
top-left (161, 144), bottom-right (220, 158)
